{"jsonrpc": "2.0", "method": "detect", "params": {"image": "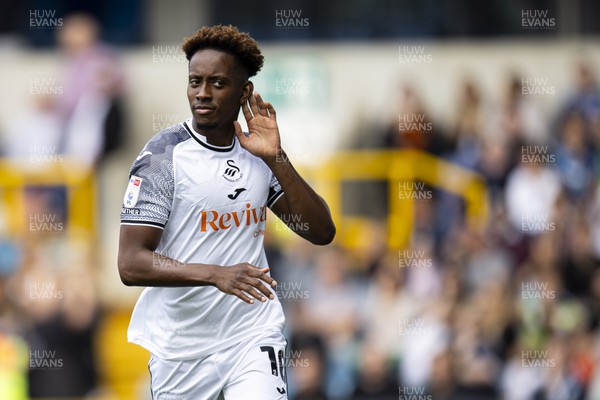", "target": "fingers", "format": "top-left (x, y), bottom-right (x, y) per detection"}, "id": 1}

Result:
top-left (230, 264), bottom-right (277, 304)
top-left (241, 99), bottom-right (253, 122)
top-left (254, 93), bottom-right (276, 119)
top-left (252, 267), bottom-right (277, 287)
top-left (253, 92), bottom-right (269, 117)
top-left (243, 92), bottom-right (276, 120)
top-left (243, 266), bottom-right (275, 300)
top-left (243, 282), bottom-right (271, 303)
top-left (233, 121), bottom-right (247, 143)
top-left (232, 288), bottom-right (255, 304)
top-left (265, 102), bottom-right (276, 120)
top-left (248, 91), bottom-right (261, 116)
top-left (235, 283), bottom-right (271, 304)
